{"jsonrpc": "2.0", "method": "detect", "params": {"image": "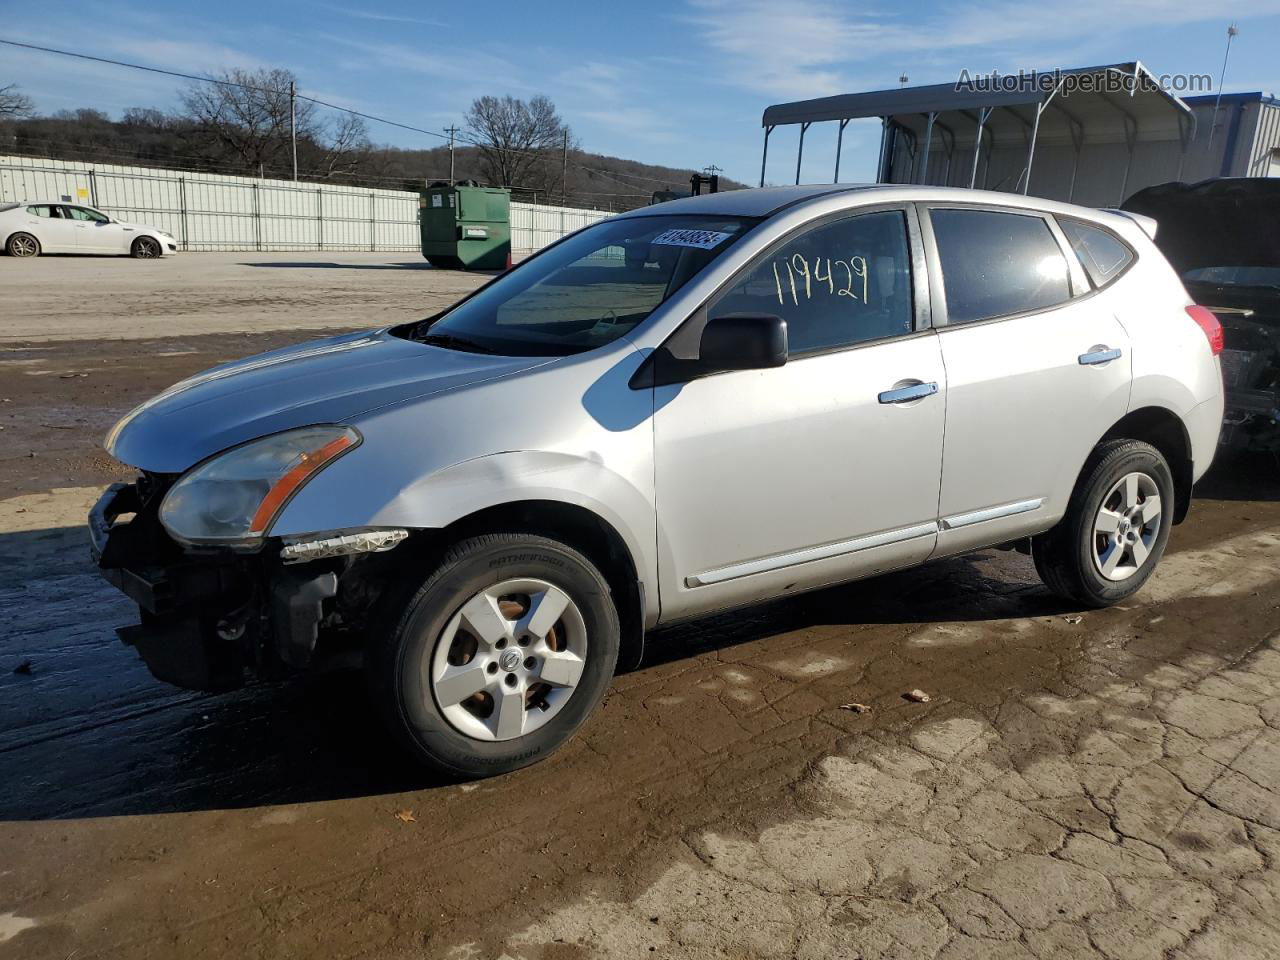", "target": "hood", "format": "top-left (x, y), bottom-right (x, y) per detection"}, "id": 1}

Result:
top-left (1122, 178), bottom-right (1280, 274)
top-left (107, 329), bottom-right (549, 472)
